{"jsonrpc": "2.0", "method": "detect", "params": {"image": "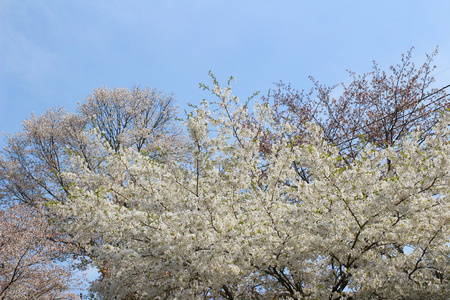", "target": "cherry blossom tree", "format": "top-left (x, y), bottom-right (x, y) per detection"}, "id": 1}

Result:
top-left (0, 204), bottom-right (79, 299)
top-left (0, 86), bottom-right (185, 207)
top-left (54, 81), bottom-right (450, 299)
top-left (0, 86), bottom-right (185, 297)
top-left (259, 48), bottom-right (450, 161)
